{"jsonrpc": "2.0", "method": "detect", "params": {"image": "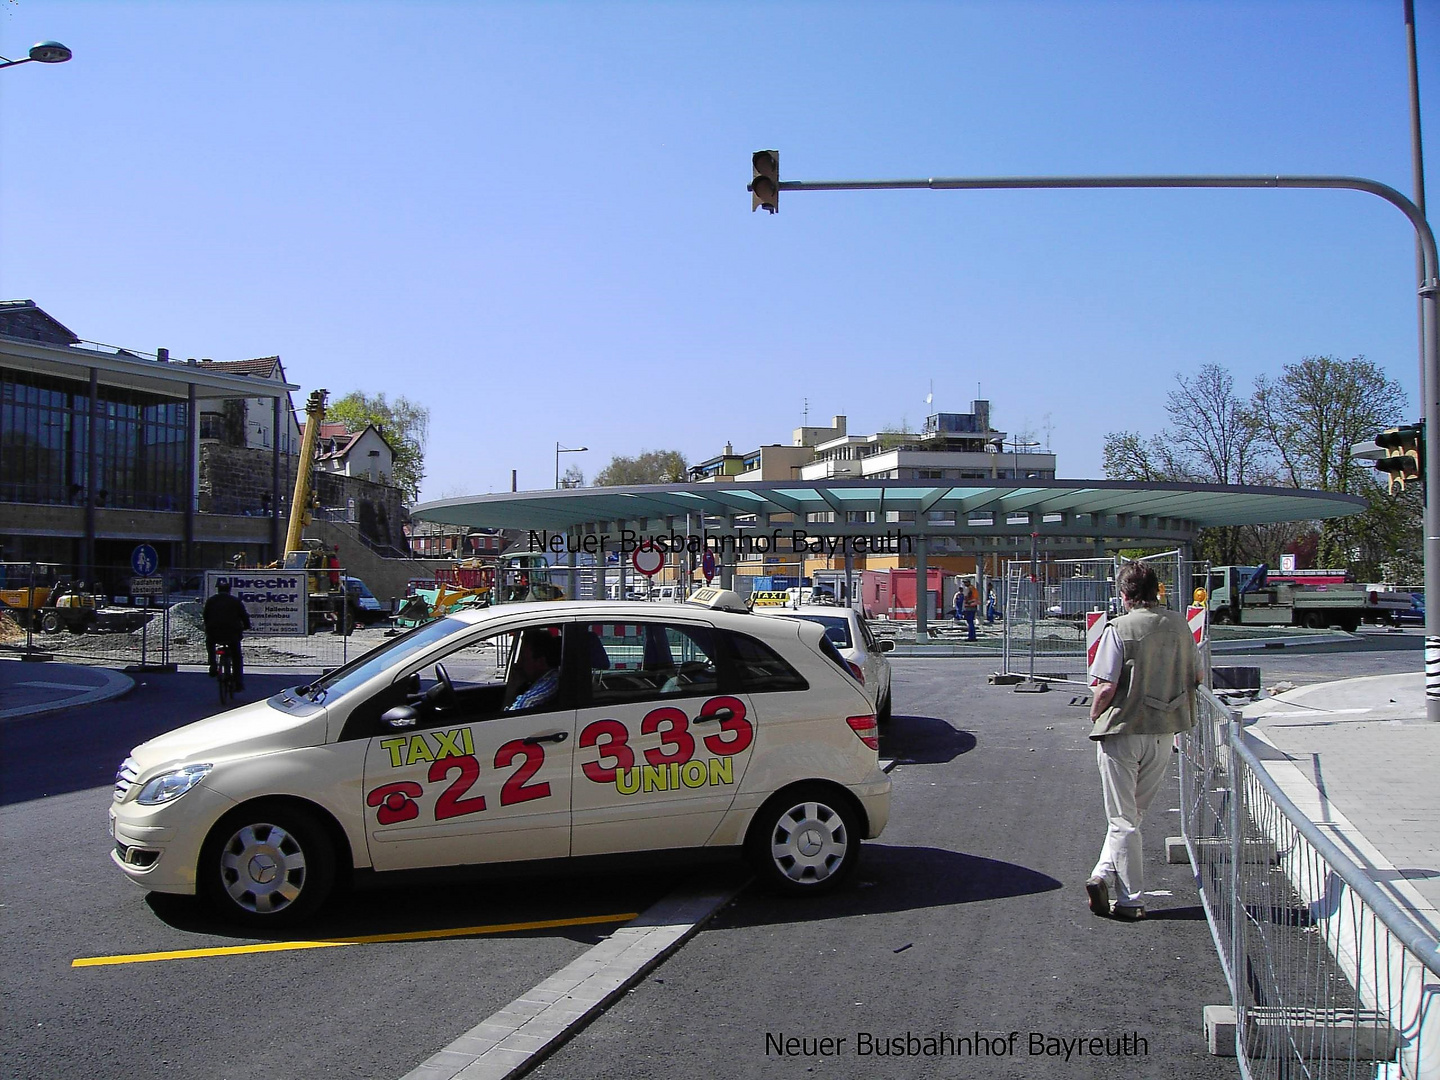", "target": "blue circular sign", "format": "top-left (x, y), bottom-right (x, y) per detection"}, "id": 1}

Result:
top-left (130, 544), bottom-right (160, 577)
top-left (701, 549), bottom-right (717, 582)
